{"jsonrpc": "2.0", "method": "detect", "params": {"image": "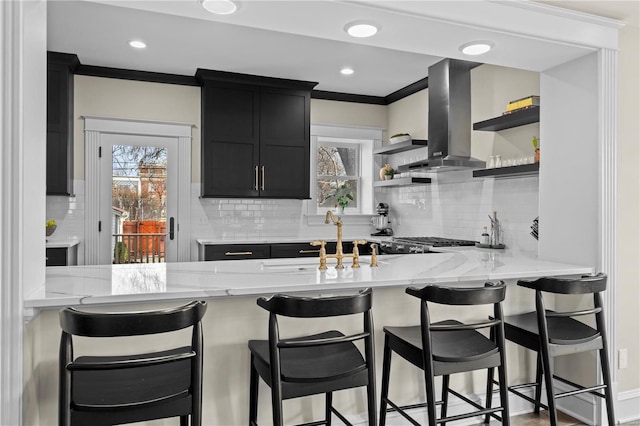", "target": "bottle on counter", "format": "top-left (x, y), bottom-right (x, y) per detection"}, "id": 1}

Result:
top-left (481, 226), bottom-right (490, 245)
